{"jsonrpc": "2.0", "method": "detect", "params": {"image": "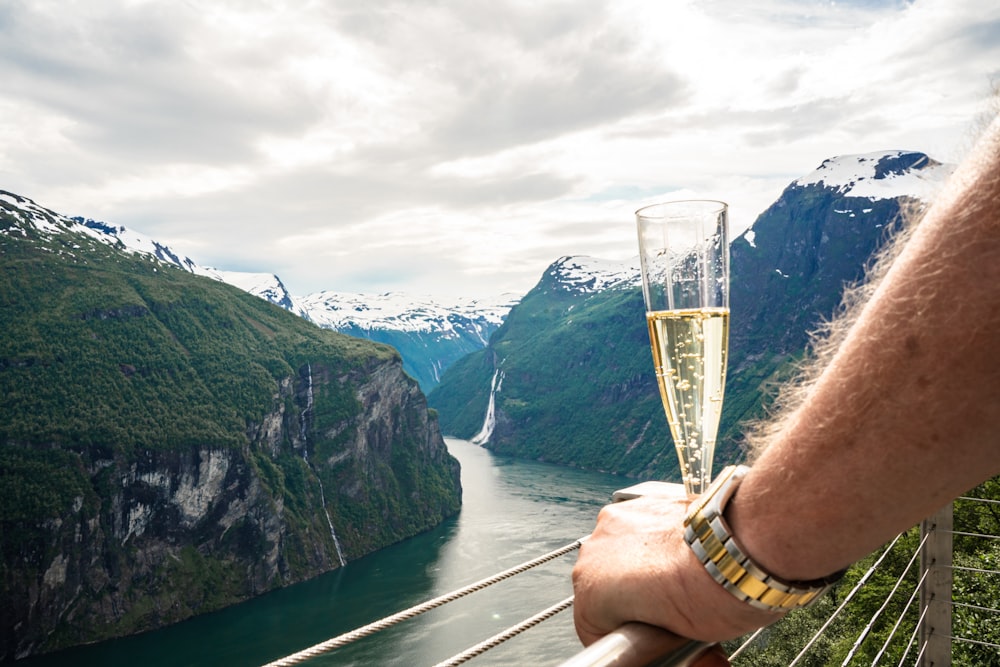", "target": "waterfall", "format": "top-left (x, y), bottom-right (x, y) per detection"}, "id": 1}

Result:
top-left (300, 364), bottom-right (347, 567)
top-left (315, 476), bottom-right (347, 567)
top-left (471, 369), bottom-right (504, 445)
top-left (299, 364), bottom-right (314, 442)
